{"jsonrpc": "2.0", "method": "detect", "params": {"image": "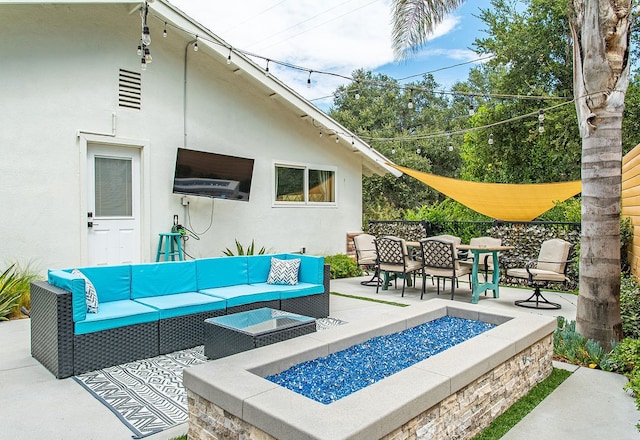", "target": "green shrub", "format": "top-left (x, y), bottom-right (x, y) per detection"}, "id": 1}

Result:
top-left (603, 338), bottom-right (640, 427)
top-left (621, 275), bottom-right (640, 339)
top-left (553, 317), bottom-right (609, 368)
top-left (0, 265), bottom-right (21, 321)
top-left (222, 239), bottom-right (266, 256)
top-left (324, 254), bottom-right (363, 279)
